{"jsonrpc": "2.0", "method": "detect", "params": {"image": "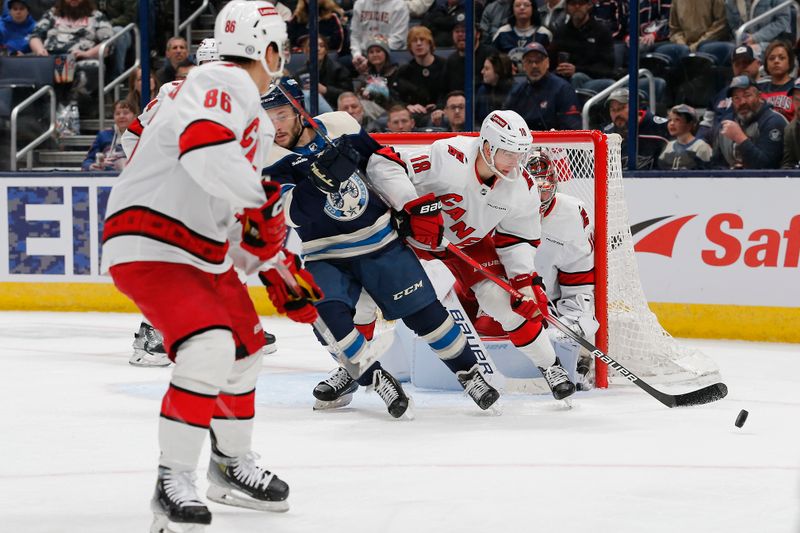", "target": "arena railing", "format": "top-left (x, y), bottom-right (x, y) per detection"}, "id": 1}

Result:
top-left (175, 0), bottom-right (211, 47)
top-left (10, 85), bottom-right (56, 171)
top-left (581, 69), bottom-right (656, 130)
top-left (735, 0), bottom-right (797, 45)
top-left (97, 23), bottom-right (141, 130)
